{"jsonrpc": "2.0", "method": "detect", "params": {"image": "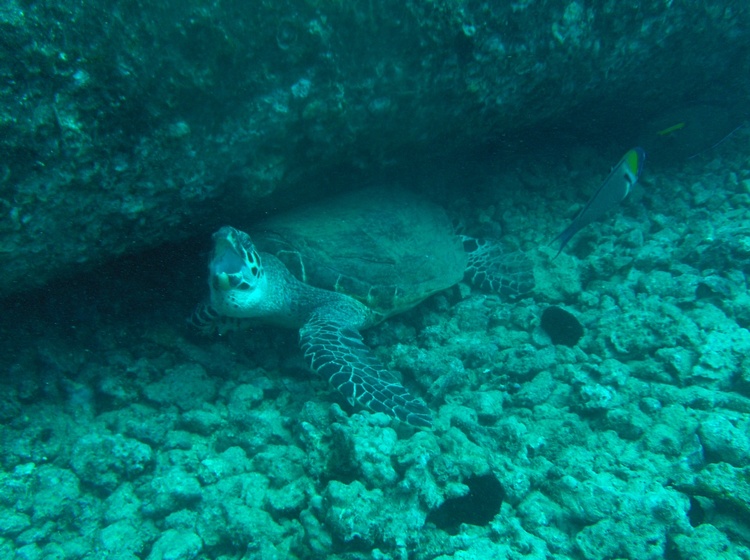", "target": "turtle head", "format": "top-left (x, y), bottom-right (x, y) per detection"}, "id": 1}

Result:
top-left (207, 226), bottom-right (267, 317)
